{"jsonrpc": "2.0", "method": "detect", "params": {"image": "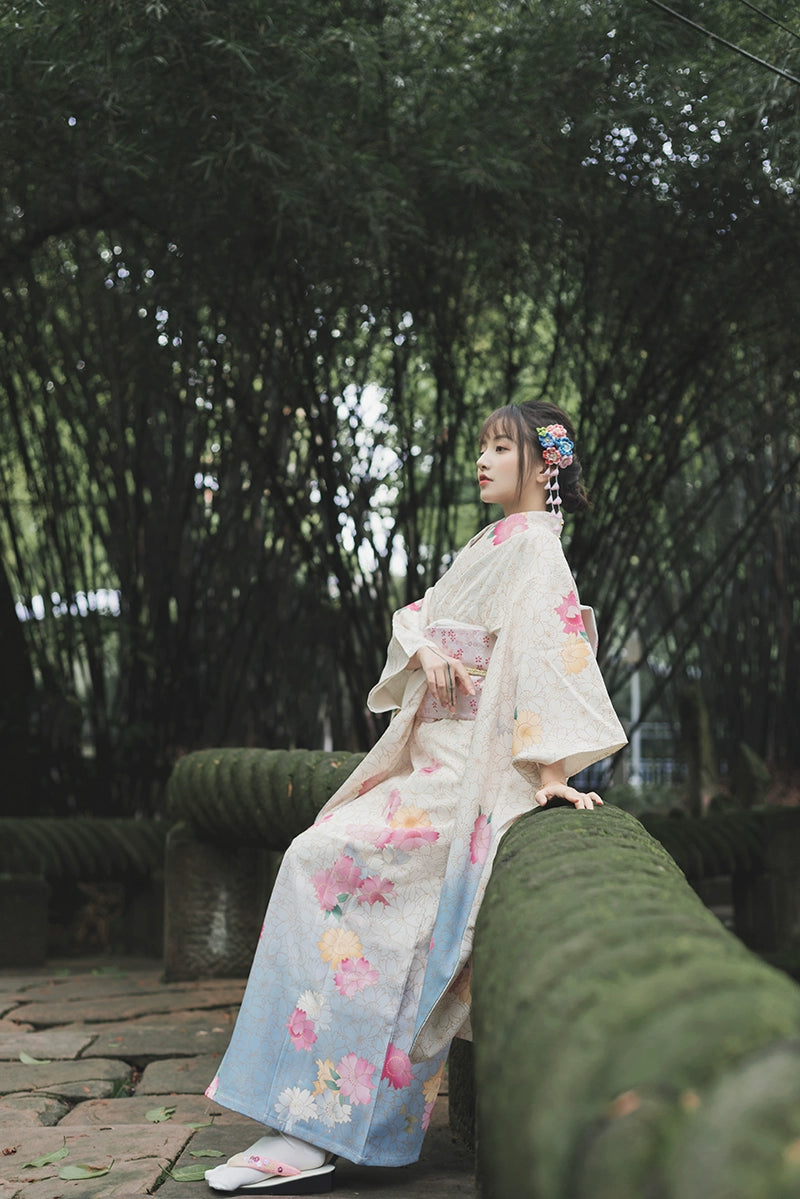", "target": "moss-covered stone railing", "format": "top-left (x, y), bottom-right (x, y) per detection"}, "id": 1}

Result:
top-left (163, 748), bottom-right (364, 980)
top-left (0, 816), bottom-right (164, 878)
top-left (0, 817), bottom-right (165, 968)
top-left (166, 747), bottom-right (365, 847)
top-left (642, 807), bottom-right (800, 970)
top-left (469, 804), bottom-right (800, 1198)
top-left (639, 809), bottom-right (768, 878)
